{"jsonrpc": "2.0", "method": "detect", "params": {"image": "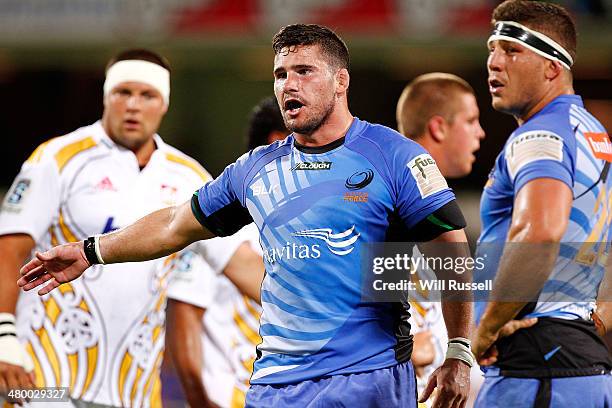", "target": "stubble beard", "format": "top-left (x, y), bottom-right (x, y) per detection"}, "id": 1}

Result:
top-left (285, 98), bottom-right (336, 136)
